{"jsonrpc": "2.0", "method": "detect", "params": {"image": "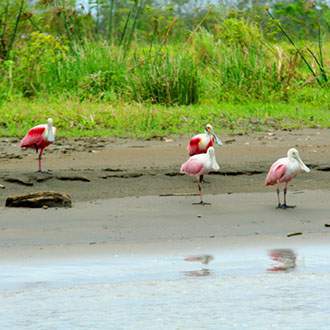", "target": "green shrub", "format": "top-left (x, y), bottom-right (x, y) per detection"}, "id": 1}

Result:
top-left (15, 32), bottom-right (68, 96)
